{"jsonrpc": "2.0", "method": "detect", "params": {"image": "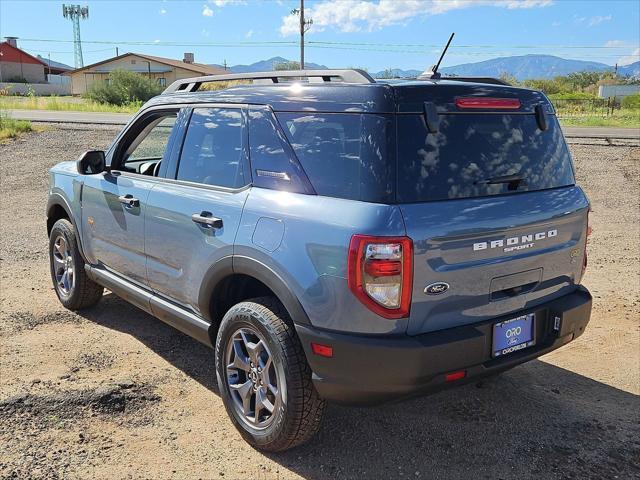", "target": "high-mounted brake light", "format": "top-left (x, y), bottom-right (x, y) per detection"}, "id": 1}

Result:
top-left (455, 97), bottom-right (521, 110)
top-left (348, 235), bottom-right (413, 319)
